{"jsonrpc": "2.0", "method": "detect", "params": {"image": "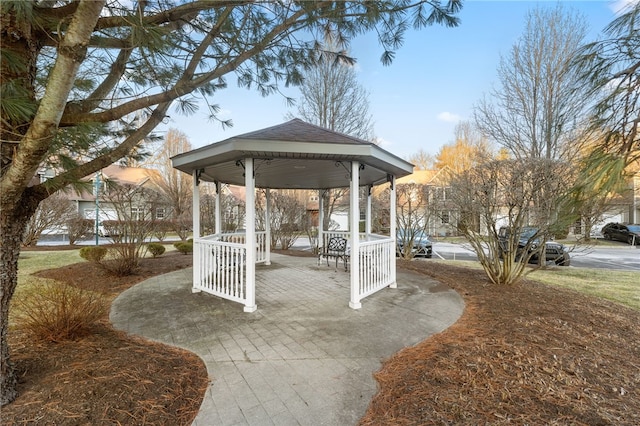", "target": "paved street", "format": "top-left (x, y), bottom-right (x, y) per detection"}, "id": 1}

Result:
top-left (431, 241), bottom-right (640, 271)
